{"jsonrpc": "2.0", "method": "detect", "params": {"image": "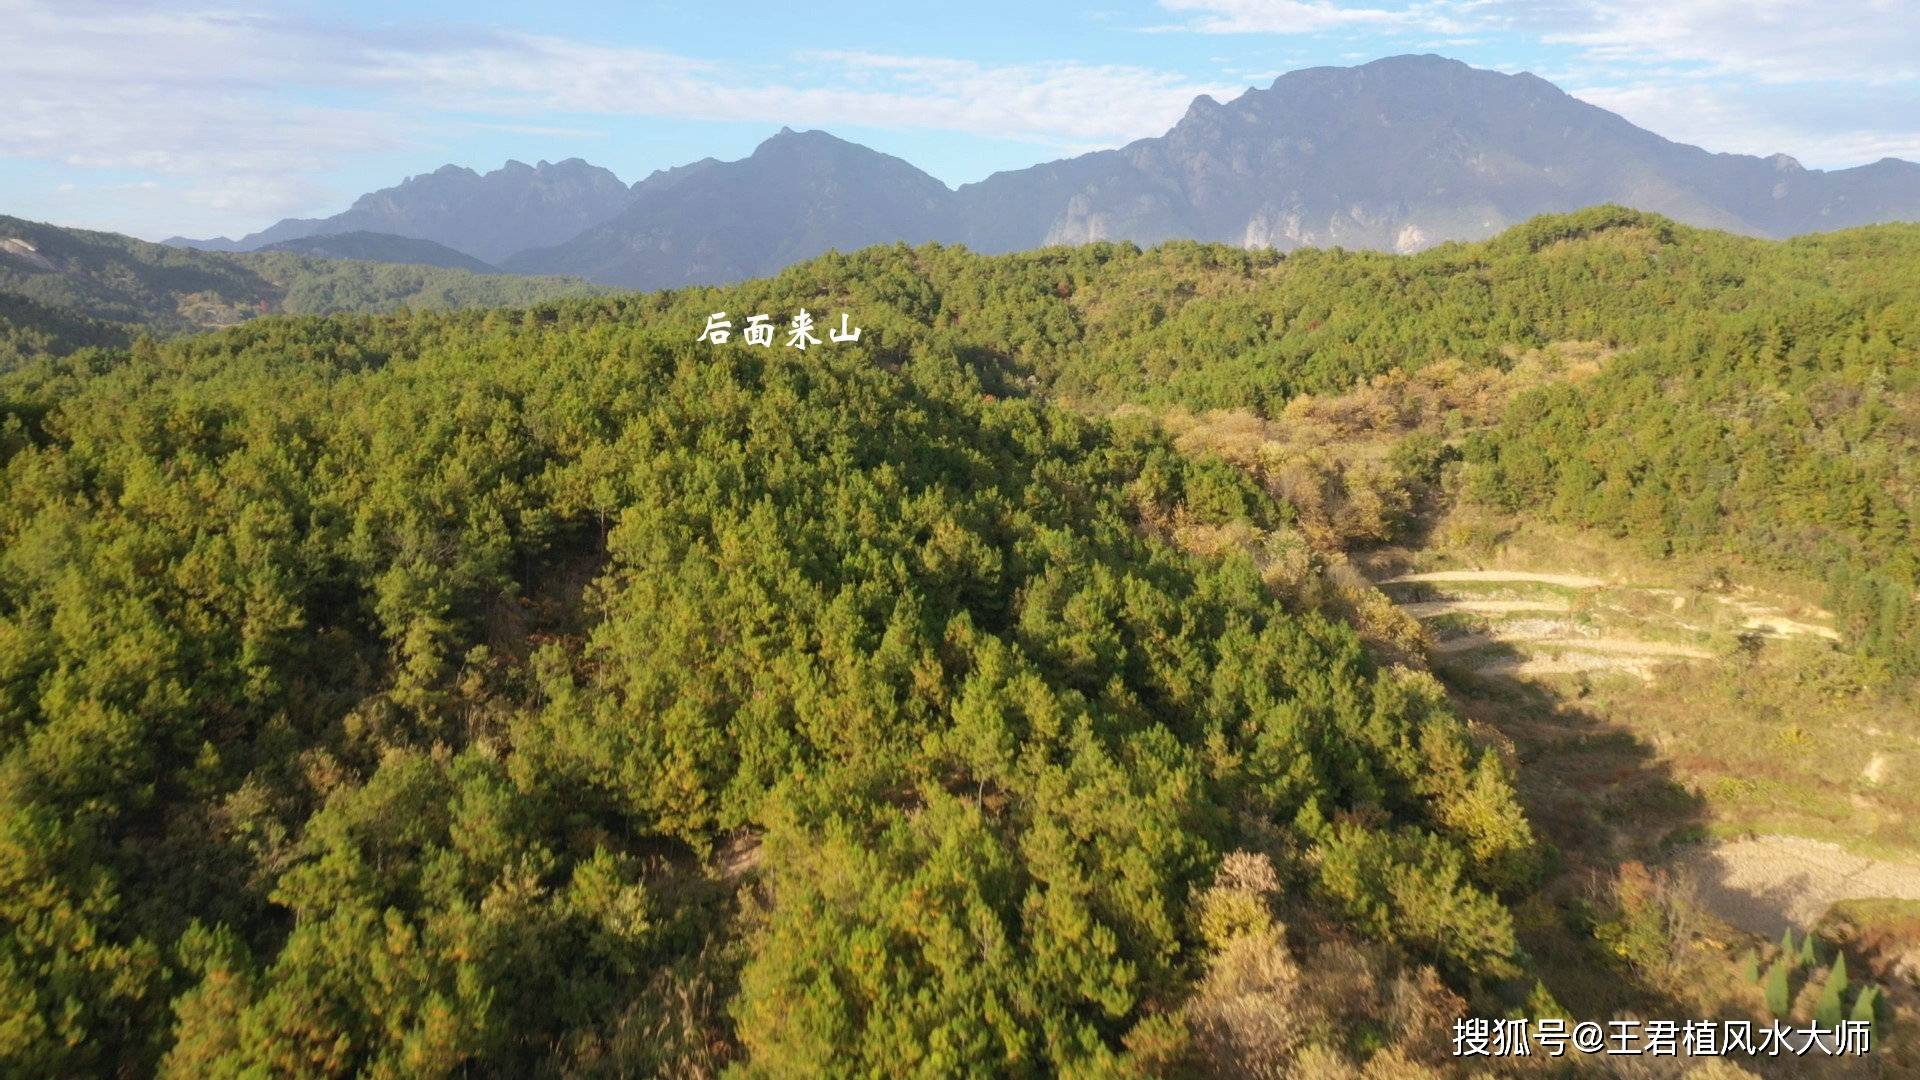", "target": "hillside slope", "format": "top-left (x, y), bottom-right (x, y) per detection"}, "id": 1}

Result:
top-left (500, 206), bottom-right (1920, 672)
top-left (0, 215), bottom-right (604, 364)
top-left (257, 231), bottom-right (499, 272)
top-left (0, 250), bottom-right (1536, 1077)
top-left (1, 209), bottom-right (1916, 1074)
